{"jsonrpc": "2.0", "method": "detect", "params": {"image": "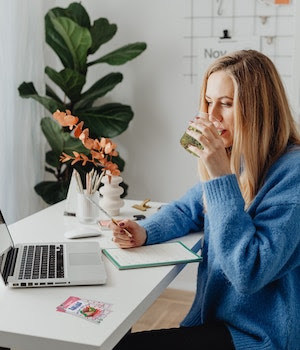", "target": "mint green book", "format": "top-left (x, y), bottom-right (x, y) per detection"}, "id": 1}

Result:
top-left (102, 241), bottom-right (202, 270)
